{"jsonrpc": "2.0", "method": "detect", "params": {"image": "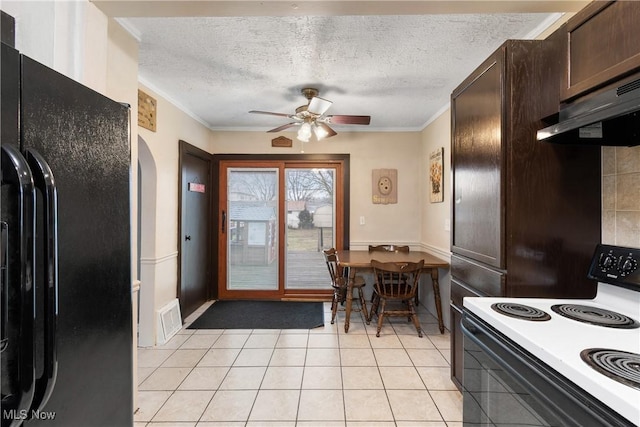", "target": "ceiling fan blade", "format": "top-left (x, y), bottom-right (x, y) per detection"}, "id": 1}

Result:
top-left (267, 122), bottom-right (299, 133)
top-left (317, 122), bottom-right (337, 138)
top-left (307, 97), bottom-right (333, 115)
top-left (326, 115), bottom-right (371, 125)
top-left (249, 110), bottom-right (292, 118)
